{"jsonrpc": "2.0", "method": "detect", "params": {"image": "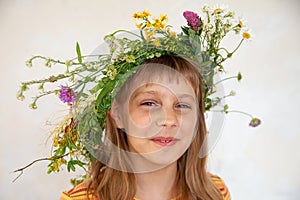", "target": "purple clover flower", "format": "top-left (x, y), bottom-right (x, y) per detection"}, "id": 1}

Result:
top-left (183, 11), bottom-right (201, 31)
top-left (59, 85), bottom-right (76, 104)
